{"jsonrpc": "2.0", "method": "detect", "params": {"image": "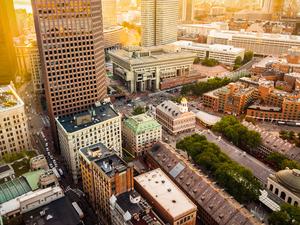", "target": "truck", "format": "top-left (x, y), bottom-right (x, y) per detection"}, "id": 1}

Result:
top-left (72, 202), bottom-right (84, 219)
